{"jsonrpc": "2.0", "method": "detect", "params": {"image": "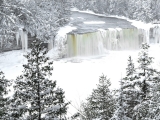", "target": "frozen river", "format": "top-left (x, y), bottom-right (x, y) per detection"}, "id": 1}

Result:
top-left (69, 10), bottom-right (135, 34)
